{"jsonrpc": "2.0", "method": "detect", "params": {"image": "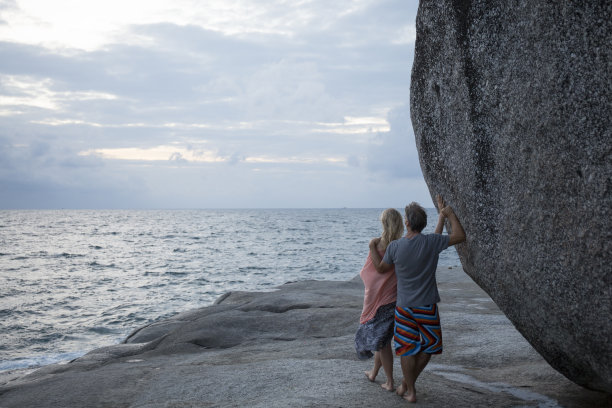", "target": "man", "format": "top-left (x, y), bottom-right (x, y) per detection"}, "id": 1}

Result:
top-left (369, 196), bottom-right (465, 403)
